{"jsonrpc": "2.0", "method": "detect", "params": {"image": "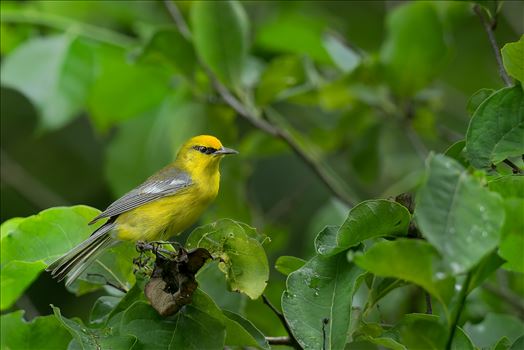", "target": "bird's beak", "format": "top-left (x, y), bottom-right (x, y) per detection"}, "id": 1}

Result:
top-left (214, 147), bottom-right (239, 155)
